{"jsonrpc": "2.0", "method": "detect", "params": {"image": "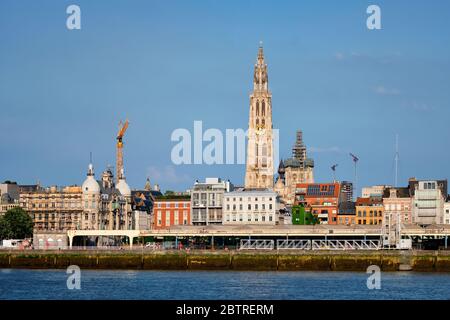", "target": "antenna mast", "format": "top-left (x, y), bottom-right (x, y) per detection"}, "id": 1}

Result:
top-left (331, 164), bottom-right (338, 183)
top-left (349, 153), bottom-right (359, 200)
top-left (394, 134), bottom-right (399, 187)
